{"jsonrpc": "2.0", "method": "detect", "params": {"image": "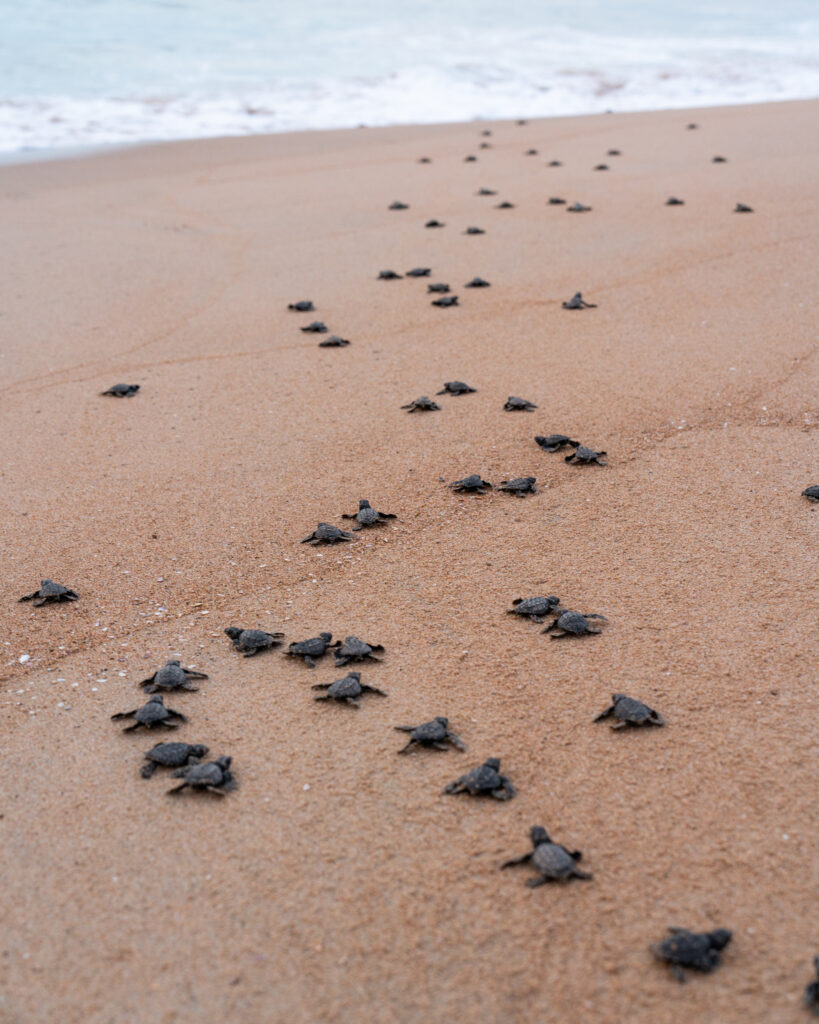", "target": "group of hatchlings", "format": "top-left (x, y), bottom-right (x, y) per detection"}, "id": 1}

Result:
top-left (27, 150), bottom-right (819, 1003)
